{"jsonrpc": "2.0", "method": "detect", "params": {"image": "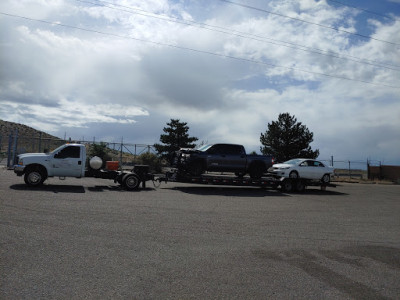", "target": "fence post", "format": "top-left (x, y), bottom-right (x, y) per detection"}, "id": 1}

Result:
top-left (7, 129), bottom-right (18, 168)
top-left (120, 138), bottom-right (123, 167)
top-left (38, 132), bottom-right (42, 153)
top-left (348, 161), bottom-right (351, 179)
